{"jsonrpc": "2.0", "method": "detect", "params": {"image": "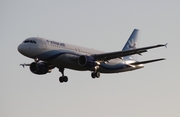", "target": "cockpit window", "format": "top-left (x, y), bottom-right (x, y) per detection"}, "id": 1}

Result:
top-left (24, 40), bottom-right (29, 43)
top-left (24, 40), bottom-right (36, 44)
